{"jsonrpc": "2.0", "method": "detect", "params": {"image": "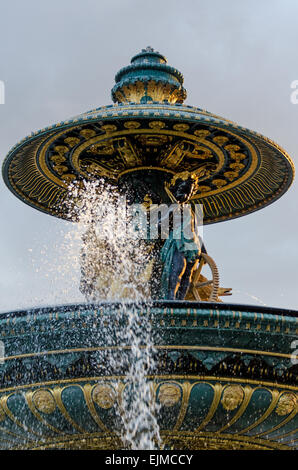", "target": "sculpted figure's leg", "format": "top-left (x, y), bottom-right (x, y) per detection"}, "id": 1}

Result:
top-left (167, 248), bottom-right (186, 300)
top-left (176, 261), bottom-right (197, 300)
